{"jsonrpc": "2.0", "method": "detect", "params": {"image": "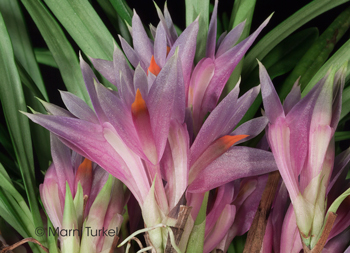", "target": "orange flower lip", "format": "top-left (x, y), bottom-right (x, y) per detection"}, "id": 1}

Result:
top-left (77, 158), bottom-right (93, 175)
top-left (218, 135), bottom-right (249, 150)
top-left (147, 55), bottom-right (161, 76)
top-left (131, 89), bottom-right (148, 116)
